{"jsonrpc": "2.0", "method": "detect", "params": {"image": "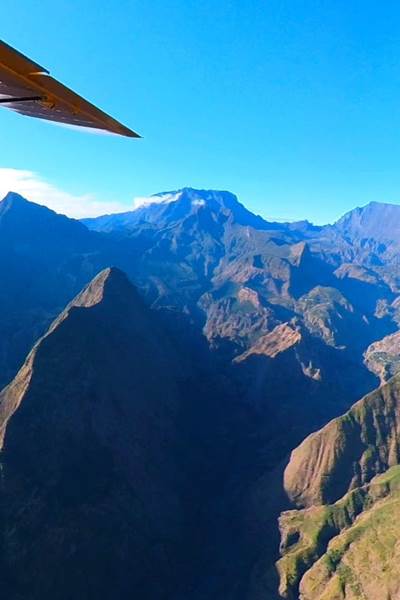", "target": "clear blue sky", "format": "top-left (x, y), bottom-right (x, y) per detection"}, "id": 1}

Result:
top-left (2, 0), bottom-right (400, 223)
